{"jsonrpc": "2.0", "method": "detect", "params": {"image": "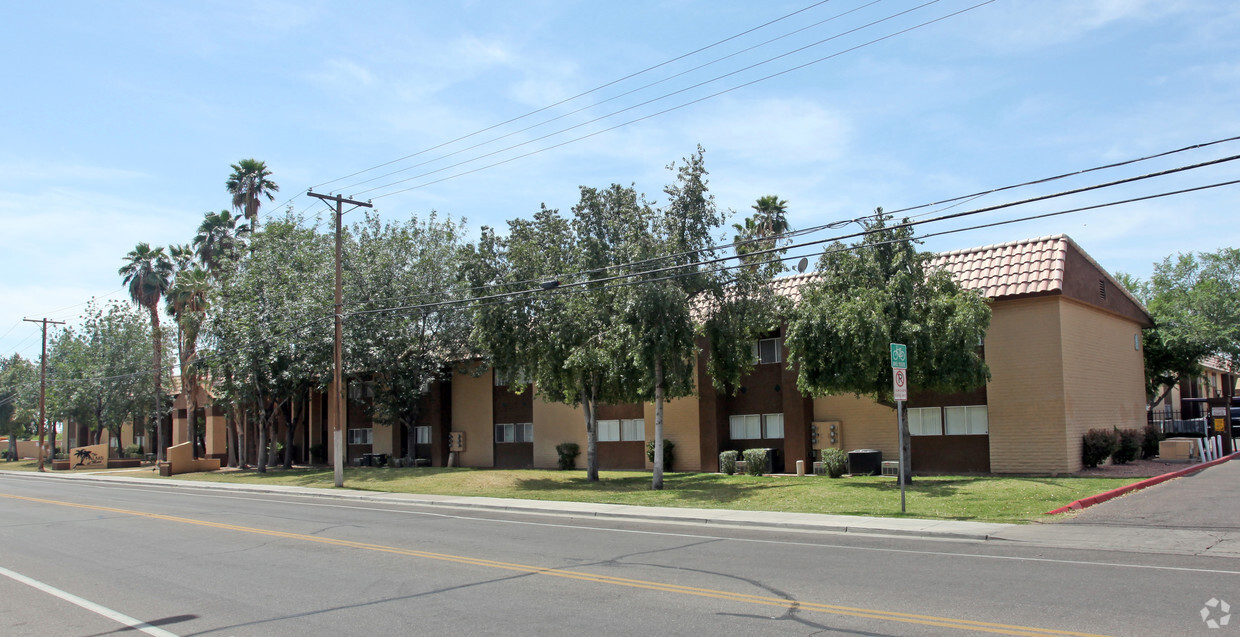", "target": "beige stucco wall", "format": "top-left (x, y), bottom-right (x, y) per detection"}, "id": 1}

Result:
top-left (533, 396), bottom-right (585, 468)
top-left (644, 396), bottom-right (702, 471)
top-left (985, 296), bottom-right (1068, 473)
top-left (812, 395), bottom-right (898, 459)
top-left (1059, 297), bottom-right (1147, 470)
top-left (451, 366), bottom-right (494, 467)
